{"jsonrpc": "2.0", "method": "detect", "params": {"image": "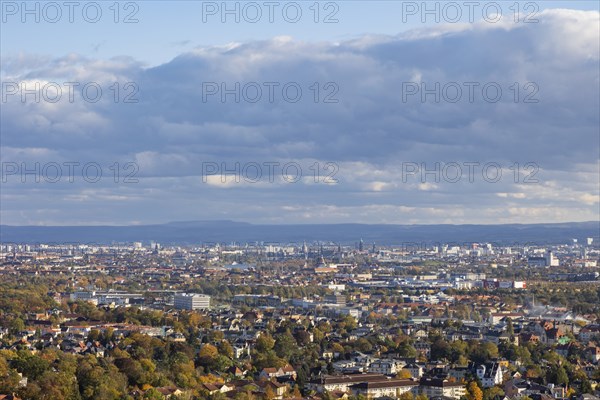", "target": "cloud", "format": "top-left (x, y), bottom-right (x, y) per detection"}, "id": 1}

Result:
top-left (1, 9), bottom-right (598, 225)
